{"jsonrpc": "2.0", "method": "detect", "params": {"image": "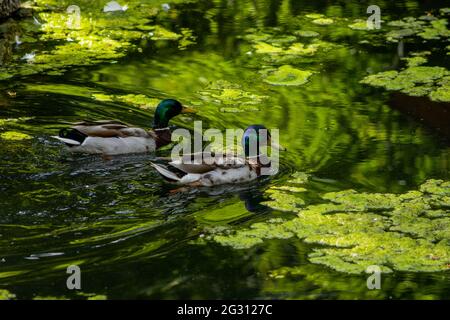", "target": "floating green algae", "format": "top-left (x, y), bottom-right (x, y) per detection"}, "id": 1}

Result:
top-left (305, 13), bottom-right (325, 20)
top-left (242, 29), bottom-right (273, 43)
top-left (402, 56), bottom-right (427, 68)
top-left (402, 85), bottom-right (434, 97)
top-left (211, 179), bottom-right (450, 274)
top-left (288, 172), bottom-right (310, 184)
top-left (214, 219), bottom-right (293, 250)
top-left (386, 13), bottom-right (449, 42)
top-left (0, 0), bottom-right (190, 80)
top-left (261, 172), bottom-right (309, 211)
top-left (198, 80), bottom-right (267, 110)
top-left (149, 25), bottom-right (182, 40)
top-left (92, 93), bottom-right (160, 110)
top-left (244, 29), bottom-right (299, 46)
top-left (91, 93), bottom-right (114, 102)
top-left (348, 20), bottom-right (369, 31)
top-left (0, 131), bottom-right (32, 141)
top-left (266, 35), bottom-right (298, 44)
top-left (429, 85), bottom-right (450, 102)
top-left (0, 289), bottom-right (16, 300)
top-left (386, 17), bottom-right (424, 41)
top-left (285, 43), bottom-right (320, 56)
top-left (252, 39), bottom-right (333, 65)
top-left (418, 19), bottom-right (450, 40)
top-left (263, 65), bottom-right (313, 86)
top-left (253, 42), bottom-right (283, 54)
top-left (263, 189), bottom-right (306, 212)
top-left (312, 18), bottom-right (334, 26)
top-left (401, 66), bottom-right (447, 82)
top-left (294, 30), bottom-right (319, 38)
top-left (361, 66), bottom-right (450, 102)
top-left (115, 94), bottom-right (160, 110)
